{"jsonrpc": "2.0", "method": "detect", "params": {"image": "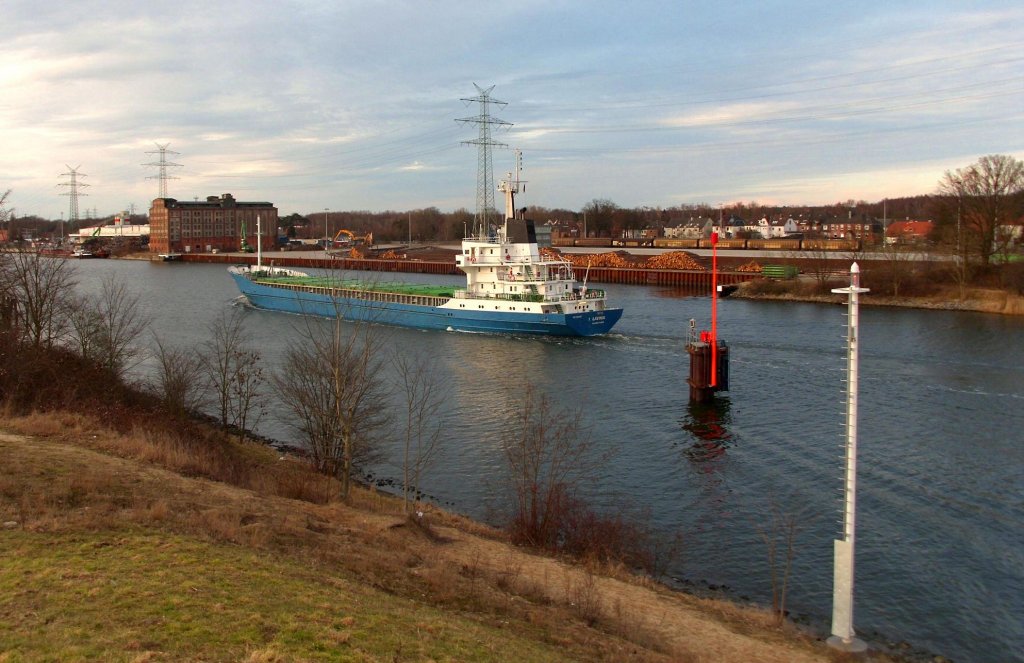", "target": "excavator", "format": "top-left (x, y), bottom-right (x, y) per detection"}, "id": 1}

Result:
top-left (331, 229), bottom-right (373, 247)
top-left (329, 229), bottom-right (373, 257)
top-left (239, 219), bottom-right (254, 252)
